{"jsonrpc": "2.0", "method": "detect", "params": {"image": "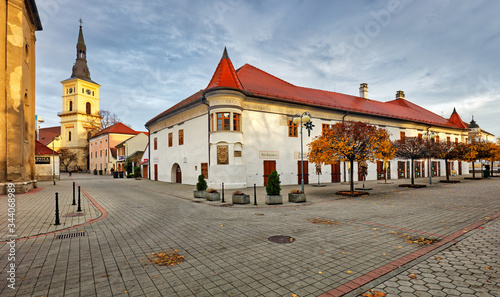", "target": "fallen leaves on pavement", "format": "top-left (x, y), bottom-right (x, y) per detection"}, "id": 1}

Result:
top-left (308, 218), bottom-right (339, 225)
top-left (361, 289), bottom-right (386, 297)
top-left (147, 249), bottom-right (185, 266)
